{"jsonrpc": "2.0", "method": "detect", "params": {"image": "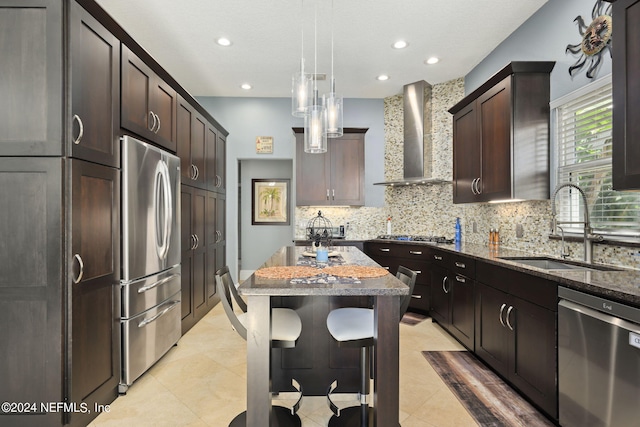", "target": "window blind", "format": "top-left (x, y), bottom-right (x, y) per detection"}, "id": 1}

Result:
top-left (555, 81), bottom-right (640, 236)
